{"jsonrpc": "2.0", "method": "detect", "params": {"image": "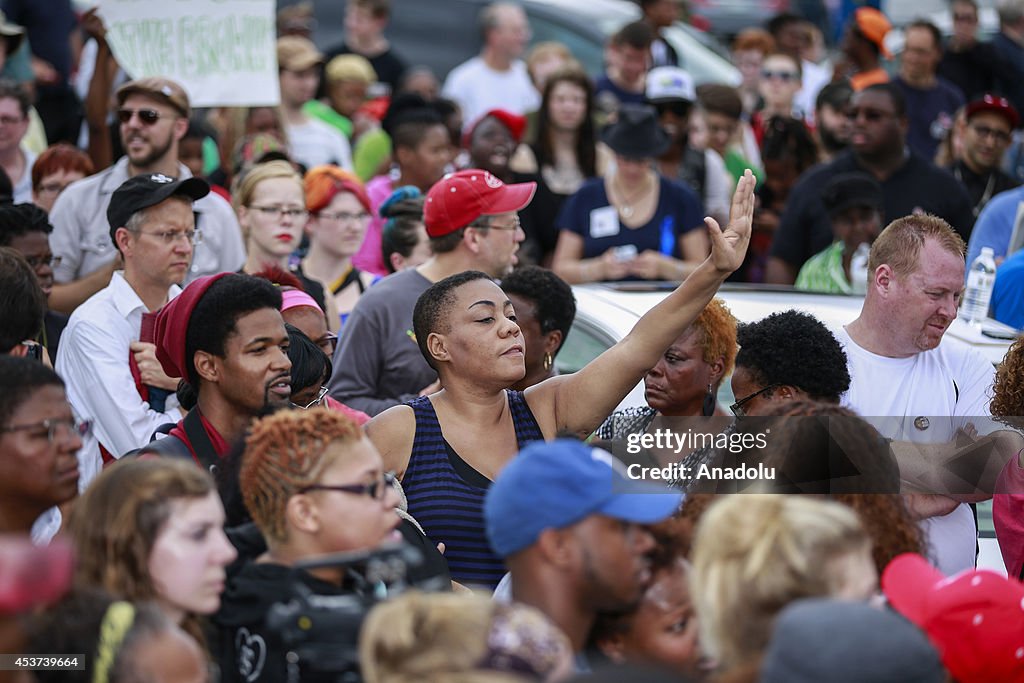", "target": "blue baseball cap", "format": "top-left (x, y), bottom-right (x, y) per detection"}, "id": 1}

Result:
top-left (484, 439), bottom-right (683, 558)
